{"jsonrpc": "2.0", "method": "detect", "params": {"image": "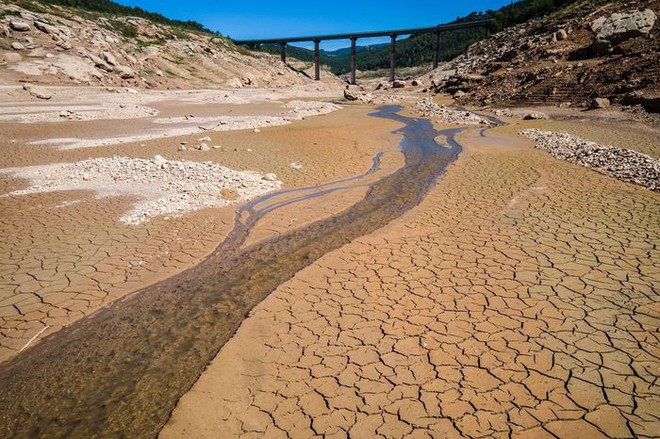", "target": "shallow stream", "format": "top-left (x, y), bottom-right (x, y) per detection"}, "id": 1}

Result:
top-left (0, 106), bottom-right (464, 438)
